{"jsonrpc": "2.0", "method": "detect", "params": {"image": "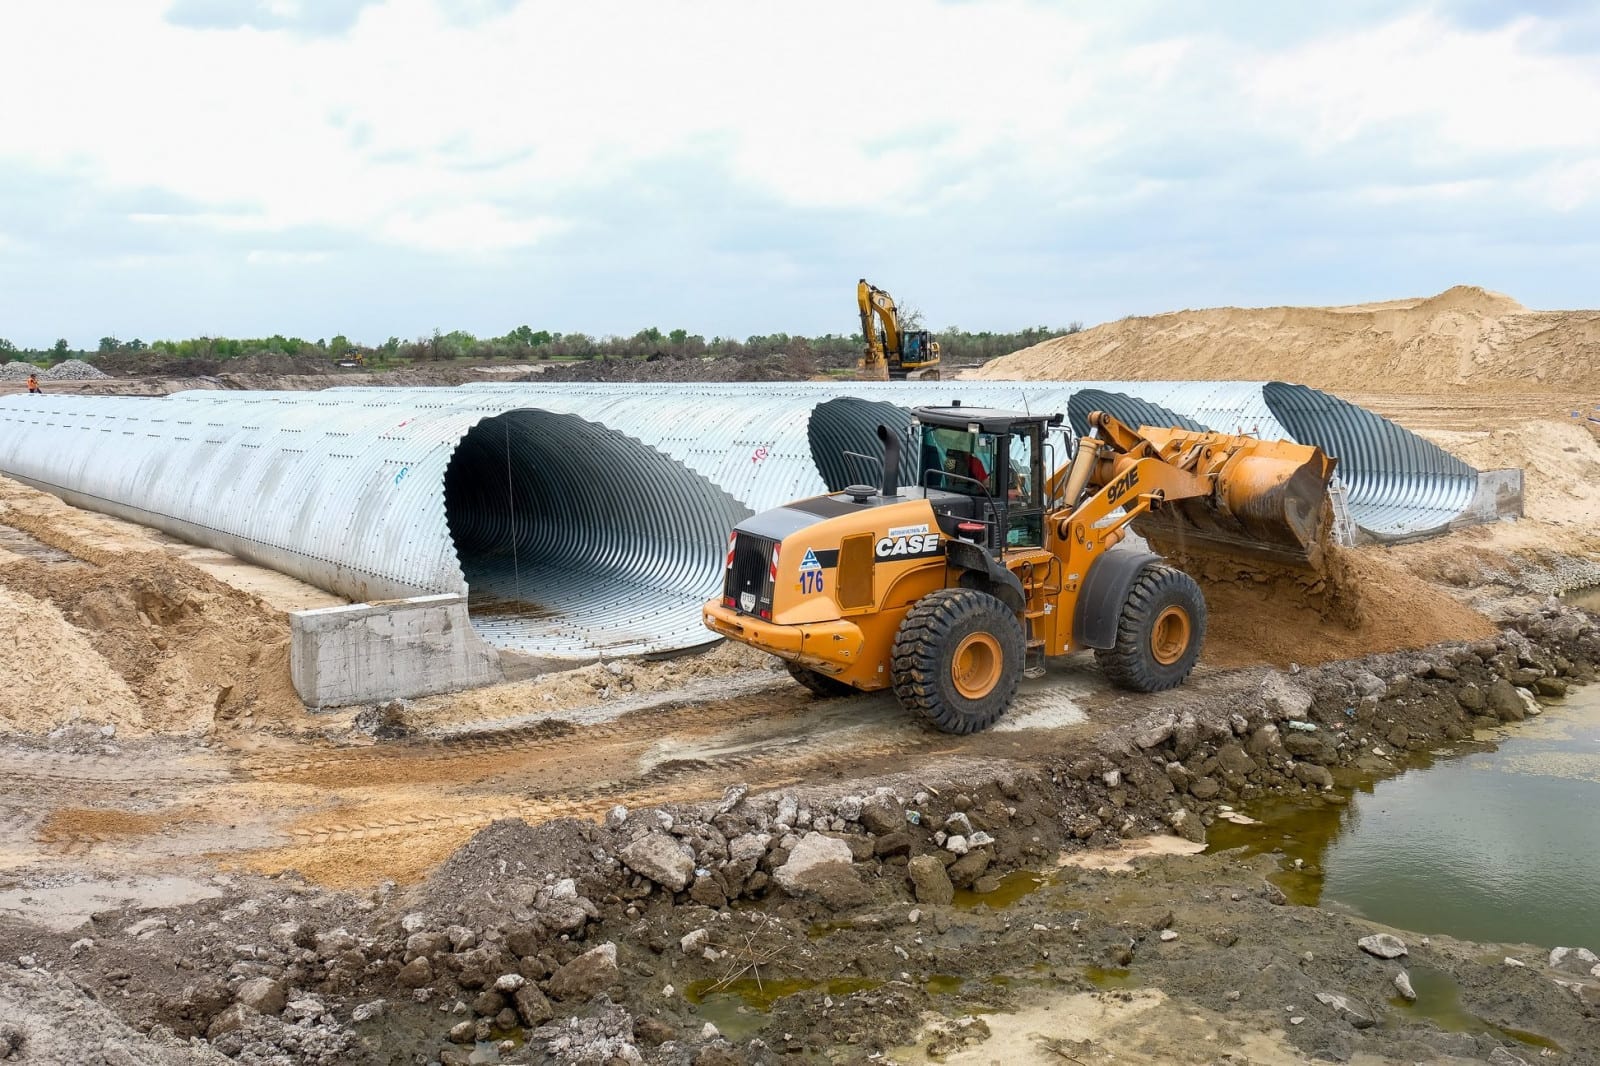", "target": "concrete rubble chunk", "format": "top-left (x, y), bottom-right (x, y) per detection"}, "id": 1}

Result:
top-left (235, 977), bottom-right (287, 1016)
top-left (717, 784), bottom-right (749, 814)
top-left (1357, 933), bottom-right (1407, 959)
top-left (908, 855), bottom-right (955, 905)
top-left (546, 942), bottom-right (619, 1002)
top-left (396, 956), bottom-right (433, 988)
top-left (1393, 971), bottom-right (1416, 1001)
top-left (619, 831), bottom-right (694, 892)
top-left (513, 983), bottom-right (553, 1026)
top-left (680, 929), bottom-right (710, 954)
top-left (774, 832), bottom-right (854, 895)
top-left (1314, 991), bottom-right (1375, 1028)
